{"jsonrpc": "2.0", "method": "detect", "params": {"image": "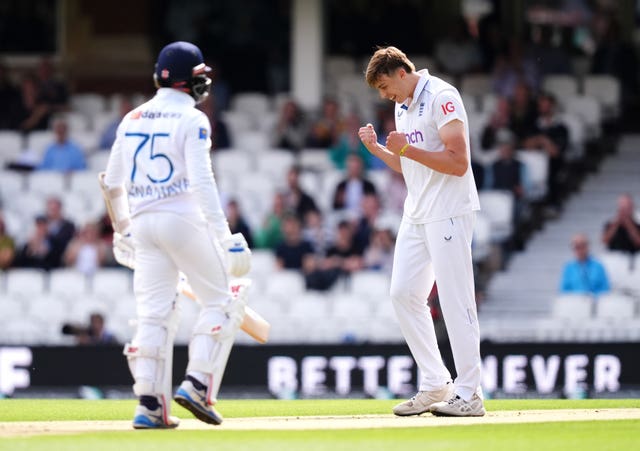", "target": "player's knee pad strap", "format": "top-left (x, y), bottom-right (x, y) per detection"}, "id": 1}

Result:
top-left (124, 306), bottom-right (180, 402)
